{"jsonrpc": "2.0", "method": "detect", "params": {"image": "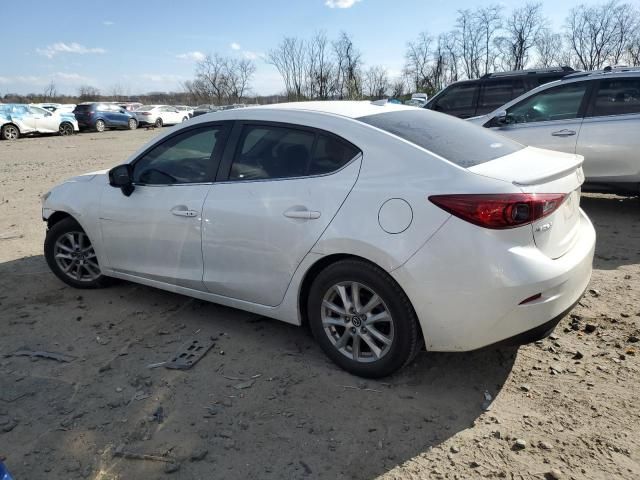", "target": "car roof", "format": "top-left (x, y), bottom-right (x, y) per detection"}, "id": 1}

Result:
top-left (239, 101), bottom-right (416, 119)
